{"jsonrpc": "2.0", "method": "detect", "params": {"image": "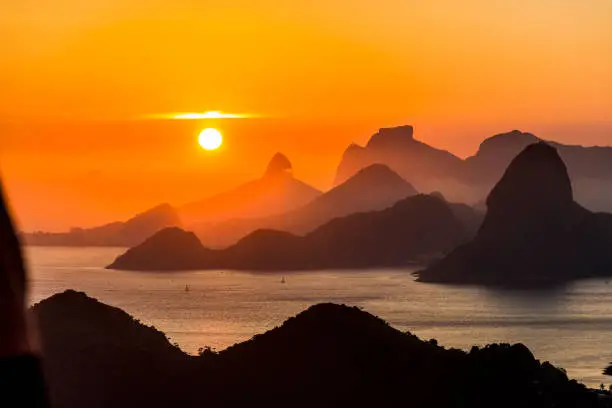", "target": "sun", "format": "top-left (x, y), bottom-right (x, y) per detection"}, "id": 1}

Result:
top-left (198, 128), bottom-right (223, 150)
